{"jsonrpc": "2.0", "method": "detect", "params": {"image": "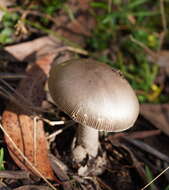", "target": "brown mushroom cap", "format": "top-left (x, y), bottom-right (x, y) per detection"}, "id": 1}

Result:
top-left (48, 58), bottom-right (139, 132)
